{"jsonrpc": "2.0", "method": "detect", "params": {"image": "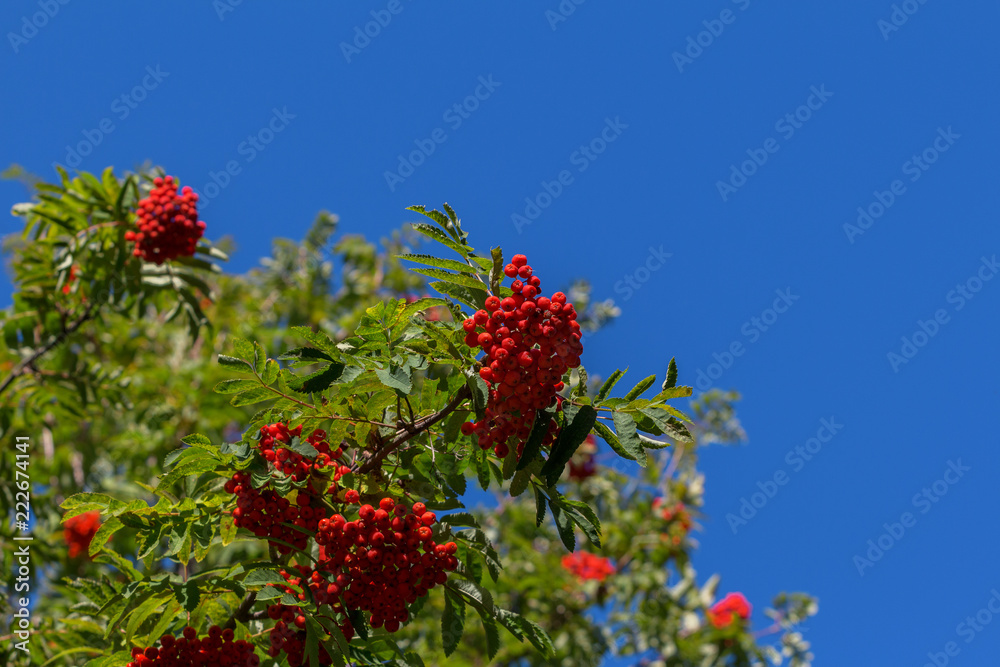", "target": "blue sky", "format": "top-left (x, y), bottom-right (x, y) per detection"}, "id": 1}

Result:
top-left (2, 2), bottom-right (999, 664)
